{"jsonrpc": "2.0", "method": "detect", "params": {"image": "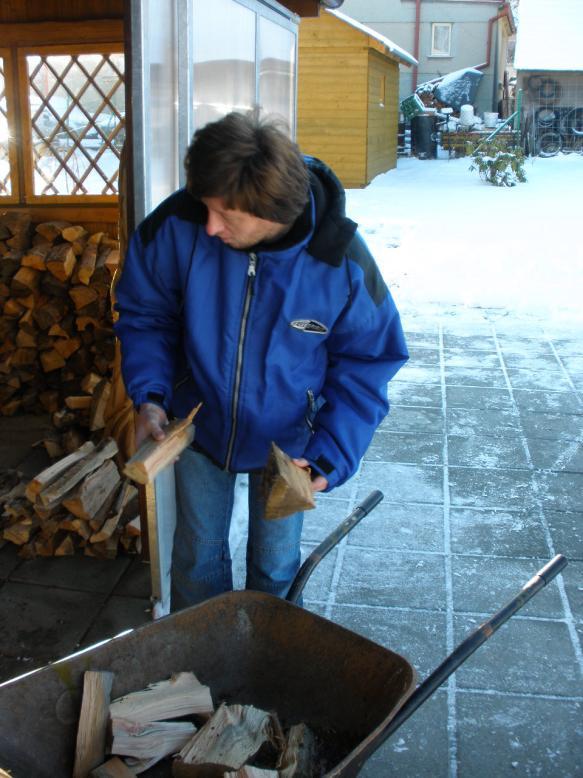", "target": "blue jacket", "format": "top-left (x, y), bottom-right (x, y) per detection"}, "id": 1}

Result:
top-left (114, 158), bottom-right (408, 490)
